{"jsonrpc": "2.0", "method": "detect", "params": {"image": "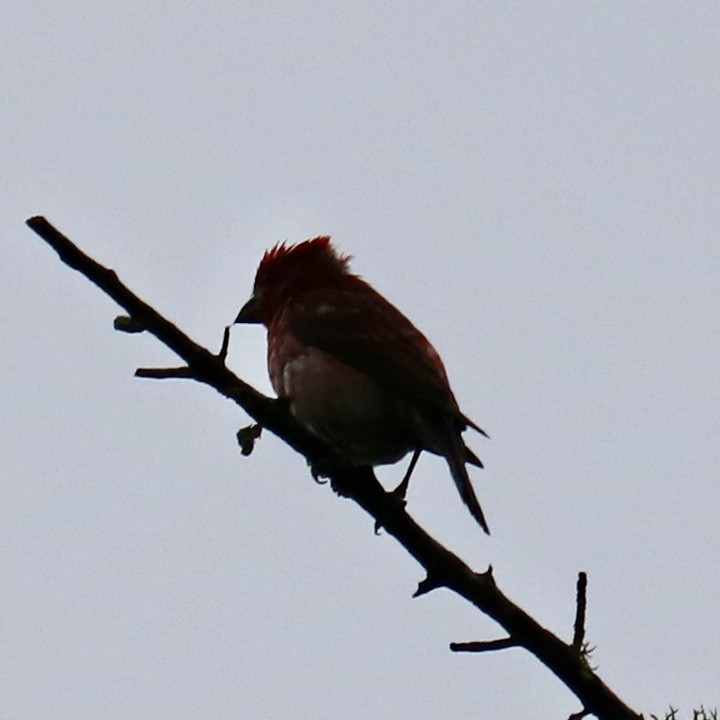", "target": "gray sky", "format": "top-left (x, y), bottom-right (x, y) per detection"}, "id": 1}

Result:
top-left (2, 2), bottom-right (719, 717)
